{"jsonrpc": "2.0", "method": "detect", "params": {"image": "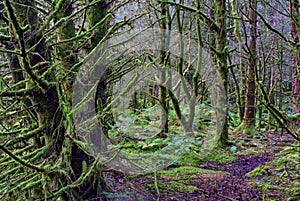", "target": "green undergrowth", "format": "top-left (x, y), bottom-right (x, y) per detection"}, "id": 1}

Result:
top-left (228, 131), bottom-right (272, 156)
top-left (178, 149), bottom-right (237, 166)
top-left (147, 166), bottom-right (226, 194)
